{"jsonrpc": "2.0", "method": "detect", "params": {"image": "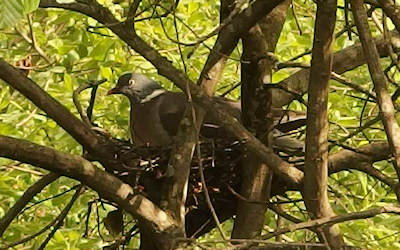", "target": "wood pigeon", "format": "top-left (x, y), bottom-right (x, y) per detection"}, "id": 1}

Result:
top-left (107, 72), bottom-right (305, 151)
top-left (107, 73), bottom-right (241, 146)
